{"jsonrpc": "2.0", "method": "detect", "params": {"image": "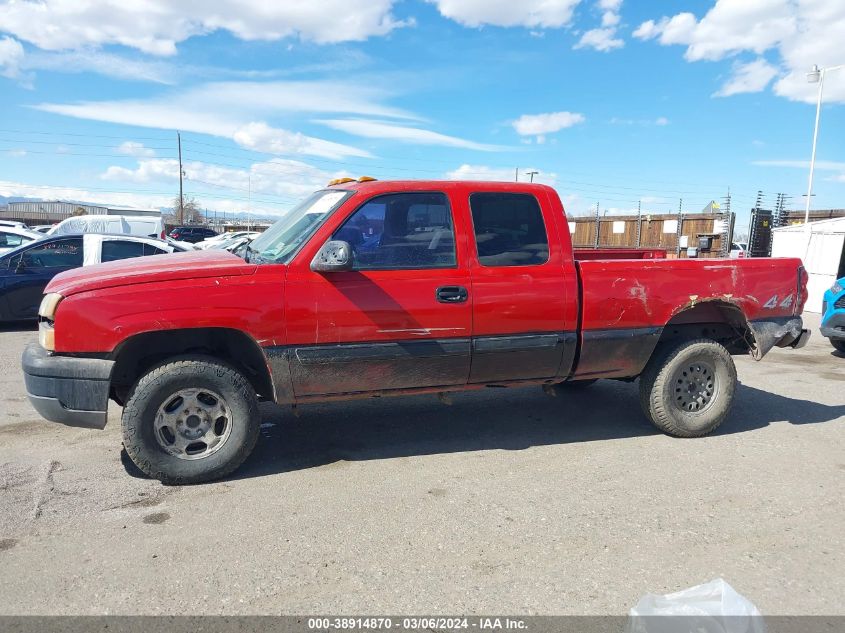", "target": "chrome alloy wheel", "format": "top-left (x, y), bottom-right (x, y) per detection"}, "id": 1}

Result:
top-left (672, 361), bottom-right (718, 413)
top-left (154, 388), bottom-right (233, 460)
